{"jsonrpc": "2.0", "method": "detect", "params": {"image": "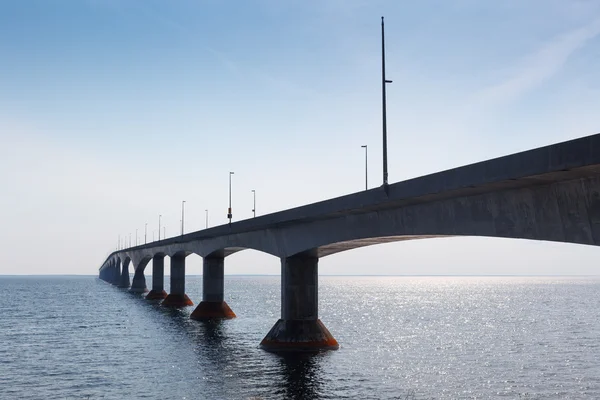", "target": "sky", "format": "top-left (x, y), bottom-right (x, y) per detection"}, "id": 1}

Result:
top-left (1, 0), bottom-right (599, 276)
